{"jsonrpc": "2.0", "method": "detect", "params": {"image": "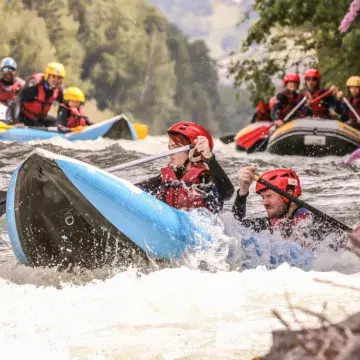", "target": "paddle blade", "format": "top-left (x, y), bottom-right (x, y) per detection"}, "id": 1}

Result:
top-left (219, 134), bottom-right (235, 144)
top-left (236, 123), bottom-right (274, 150)
top-left (133, 123), bottom-right (148, 140)
top-left (71, 126), bottom-right (85, 133)
top-left (0, 121), bottom-right (12, 130)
